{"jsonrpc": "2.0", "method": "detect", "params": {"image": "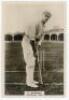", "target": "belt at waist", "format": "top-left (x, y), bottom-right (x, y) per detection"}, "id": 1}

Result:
top-left (23, 34), bottom-right (40, 45)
